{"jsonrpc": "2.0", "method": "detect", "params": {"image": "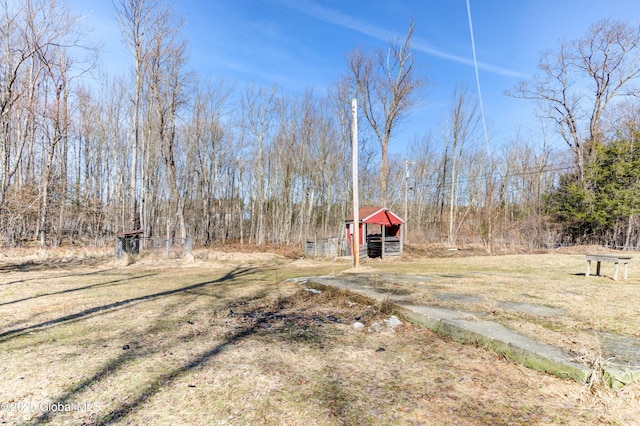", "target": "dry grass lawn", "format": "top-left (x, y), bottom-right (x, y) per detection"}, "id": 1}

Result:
top-left (0, 246), bottom-right (638, 425)
top-left (354, 249), bottom-right (640, 363)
